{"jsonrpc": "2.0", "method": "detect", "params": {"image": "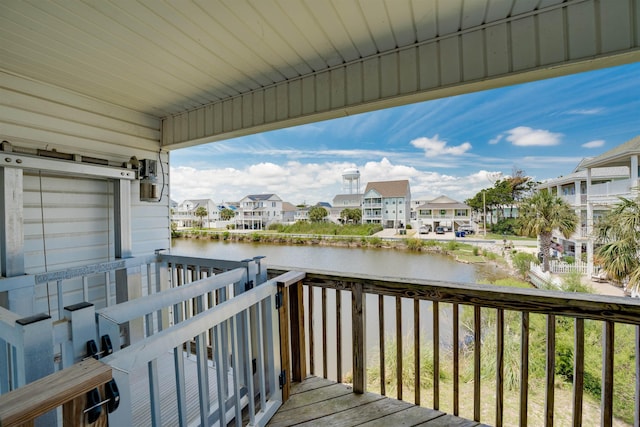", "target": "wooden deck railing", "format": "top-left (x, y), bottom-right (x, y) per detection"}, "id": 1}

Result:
top-left (270, 267), bottom-right (640, 427)
top-left (0, 358), bottom-right (112, 426)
